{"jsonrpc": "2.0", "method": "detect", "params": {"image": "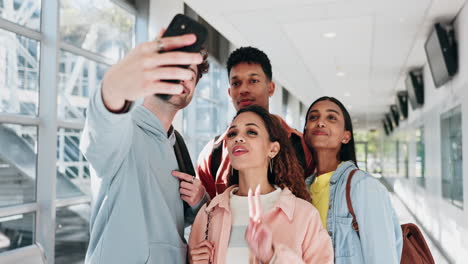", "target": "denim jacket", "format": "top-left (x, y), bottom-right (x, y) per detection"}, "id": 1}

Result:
top-left (306, 161), bottom-right (403, 264)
